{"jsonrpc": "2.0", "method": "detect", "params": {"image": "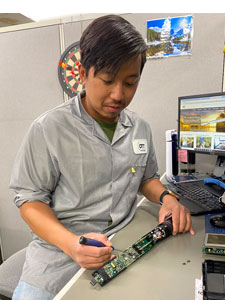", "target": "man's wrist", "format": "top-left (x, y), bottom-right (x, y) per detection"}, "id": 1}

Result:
top-left (159, 190), bottom-right (179, 205)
